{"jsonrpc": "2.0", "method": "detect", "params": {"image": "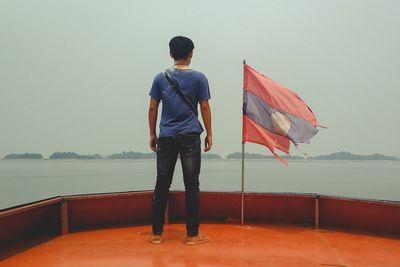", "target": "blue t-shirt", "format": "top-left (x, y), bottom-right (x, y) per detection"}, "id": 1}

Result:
top-left (149, 68), bottom-right (211, 137)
